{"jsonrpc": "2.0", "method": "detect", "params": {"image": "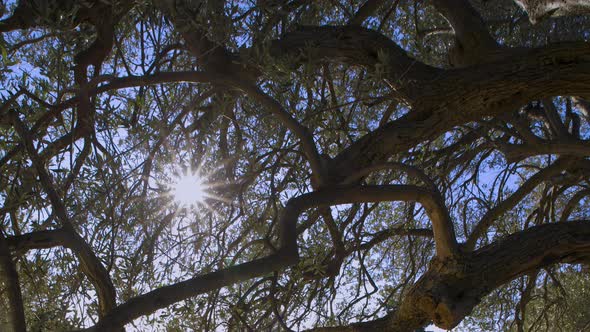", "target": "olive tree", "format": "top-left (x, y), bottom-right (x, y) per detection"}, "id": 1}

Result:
top-left (0, 0), bottom-right (589, 331)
